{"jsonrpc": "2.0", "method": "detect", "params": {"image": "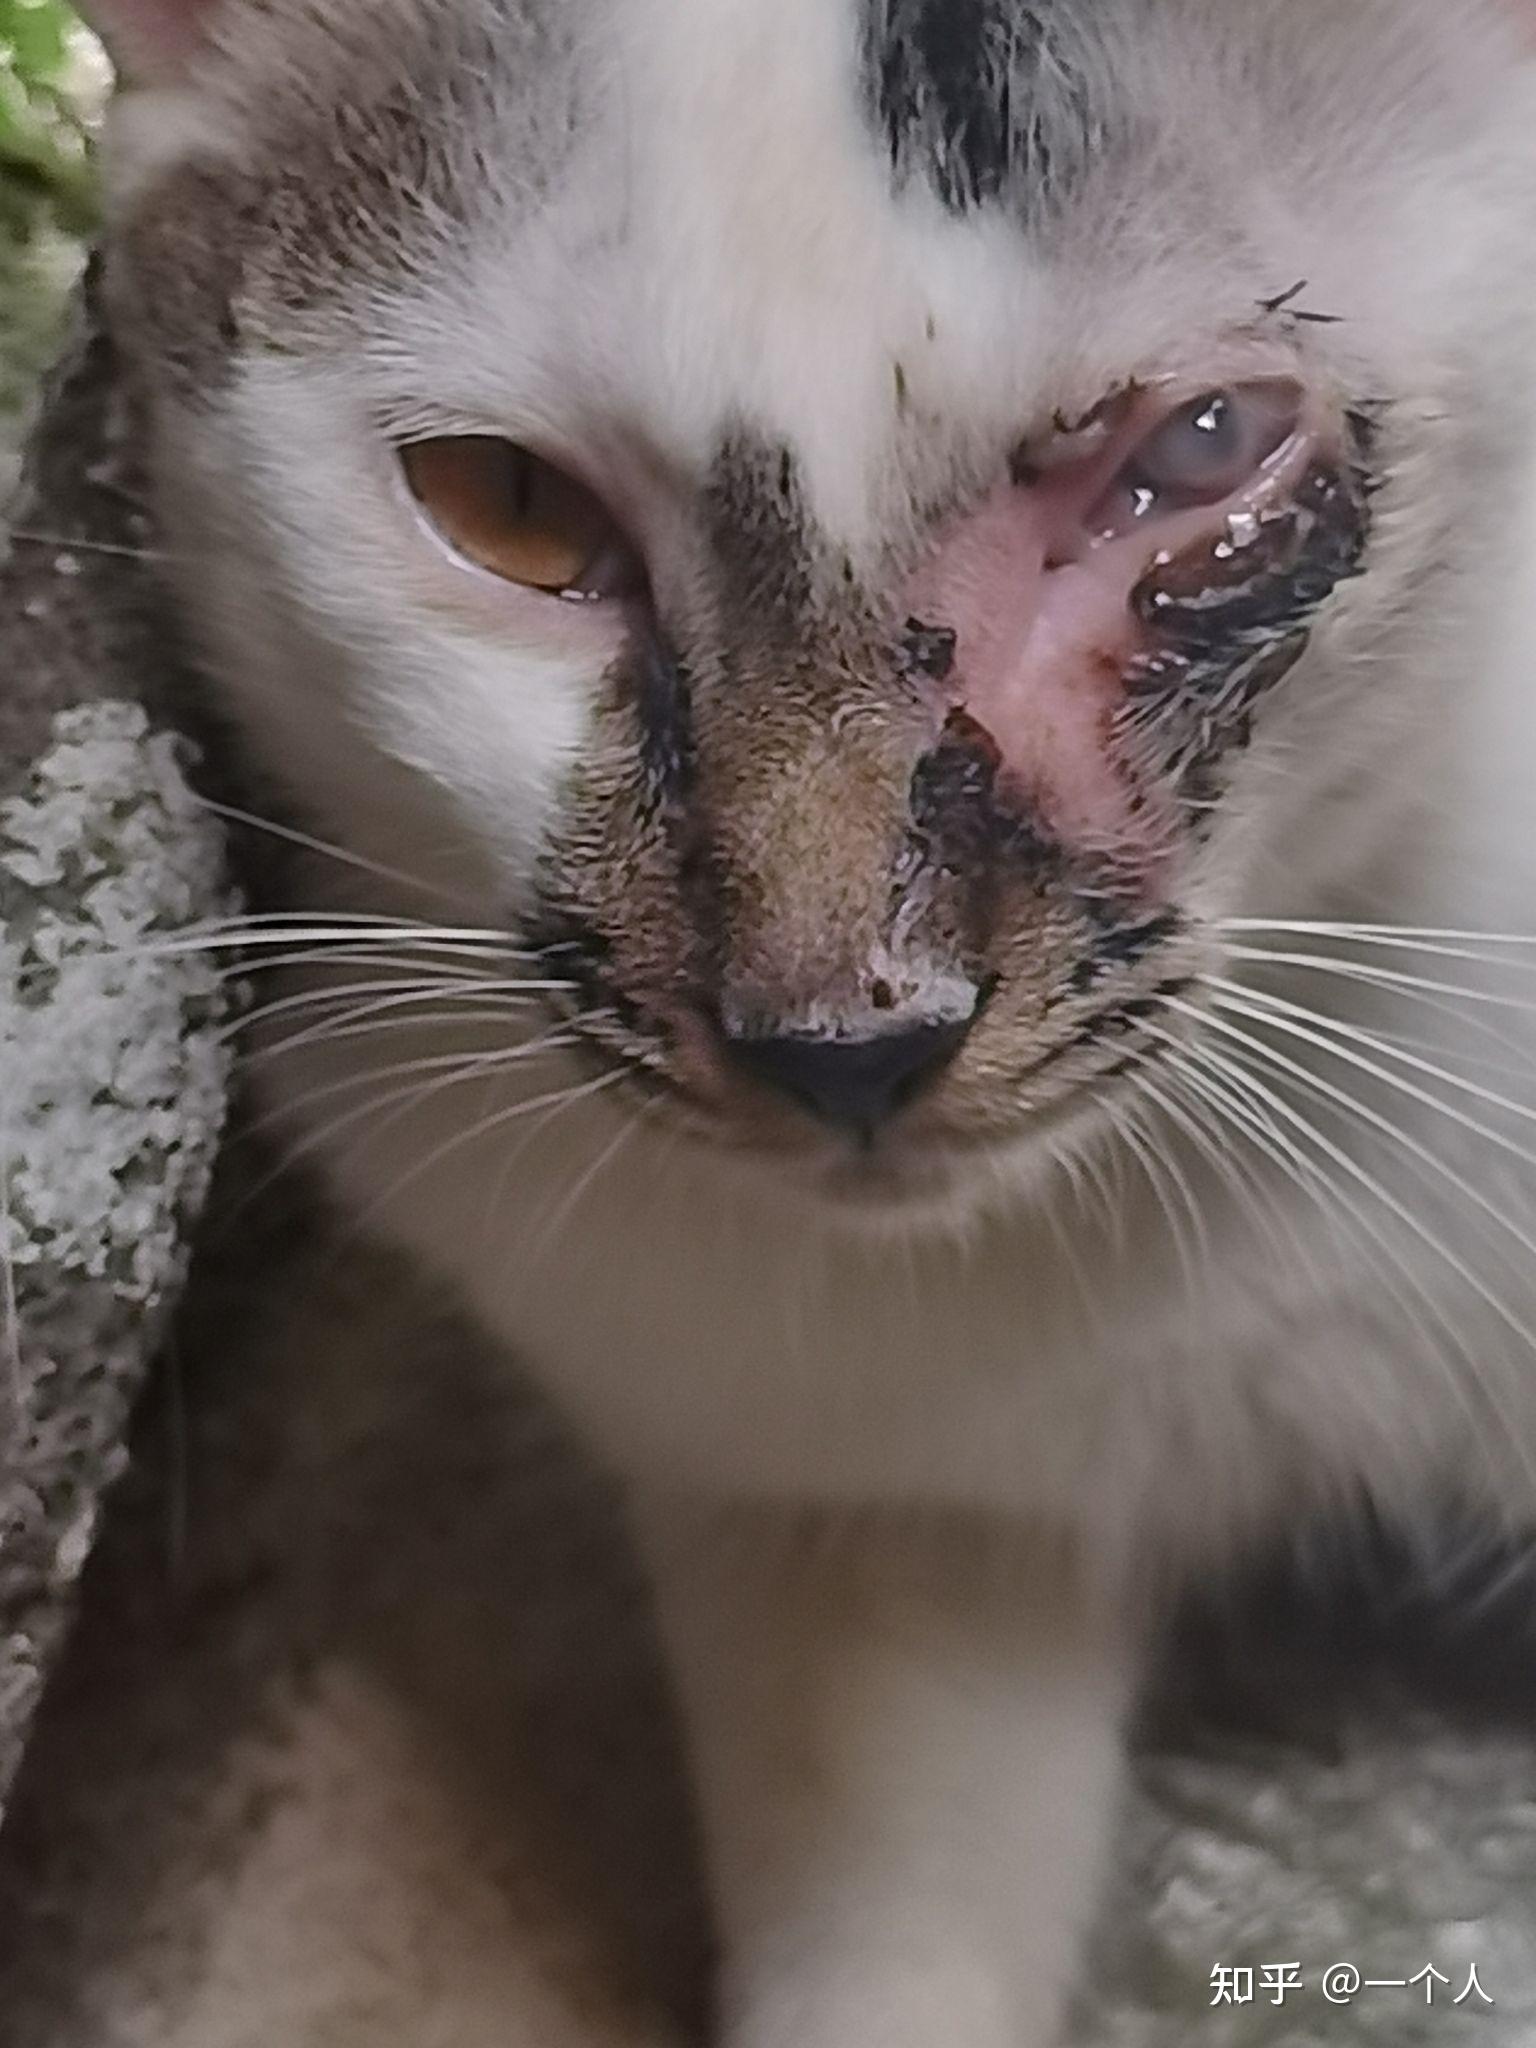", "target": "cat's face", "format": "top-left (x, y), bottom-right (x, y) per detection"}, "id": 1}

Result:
top-left (92, 0), bottom-right (1536, 1210)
